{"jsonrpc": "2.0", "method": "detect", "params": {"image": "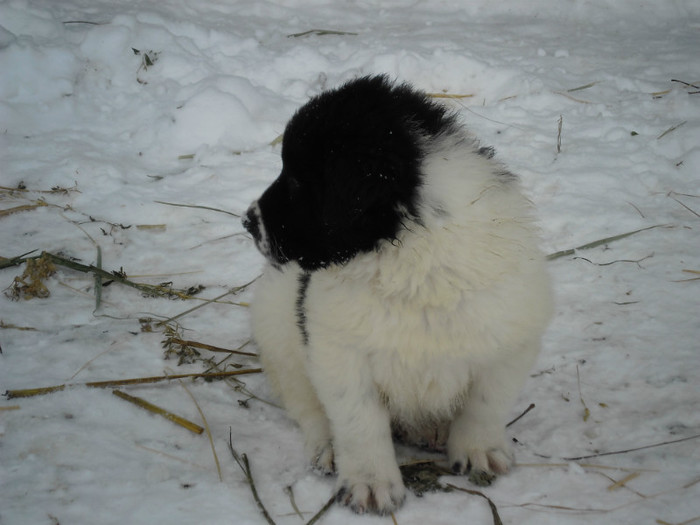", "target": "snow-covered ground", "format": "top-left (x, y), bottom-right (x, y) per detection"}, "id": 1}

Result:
top-left (2, 1), bottom-right (699, 524)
